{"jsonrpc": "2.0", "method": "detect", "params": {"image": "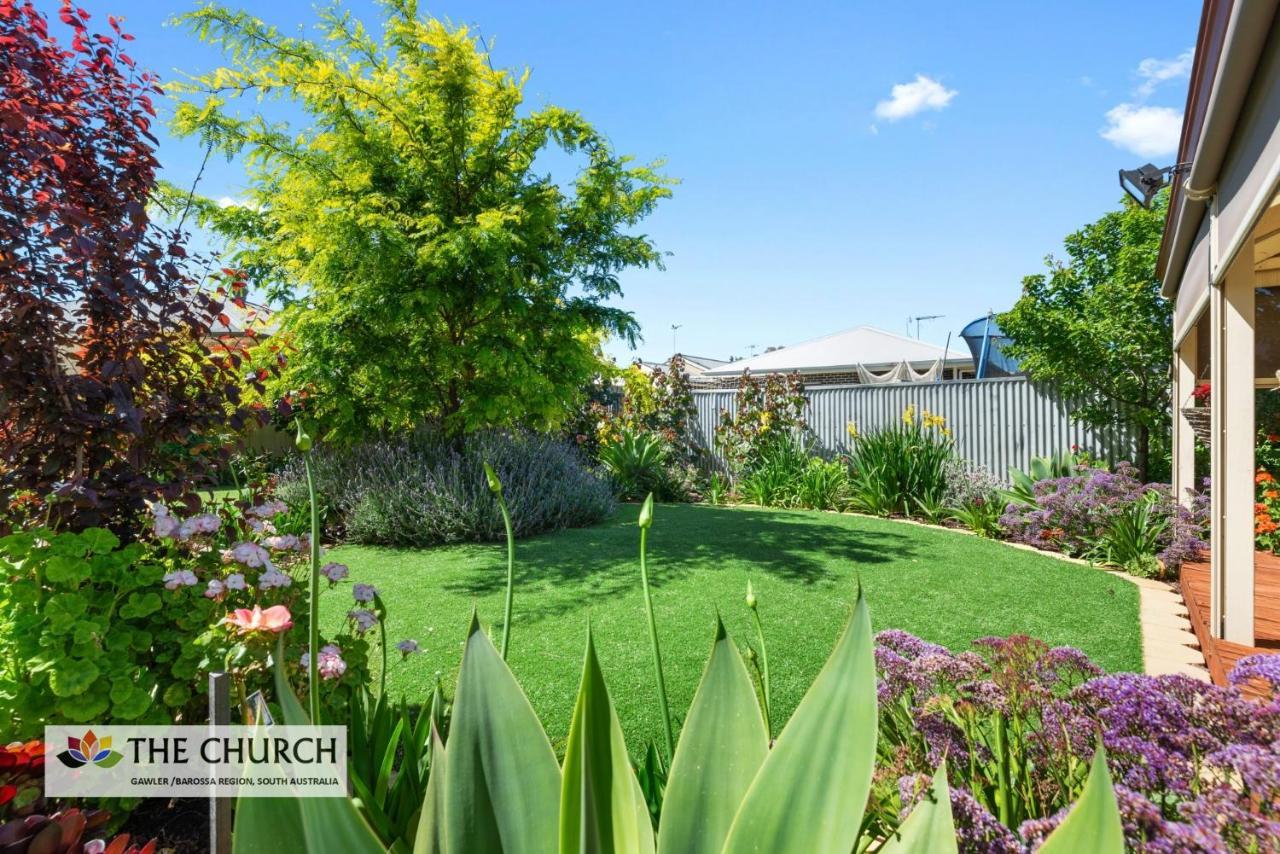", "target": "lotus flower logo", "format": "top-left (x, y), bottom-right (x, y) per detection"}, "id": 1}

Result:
top-left (56, 731), bottom-right (123, 769)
